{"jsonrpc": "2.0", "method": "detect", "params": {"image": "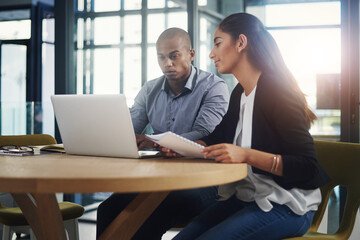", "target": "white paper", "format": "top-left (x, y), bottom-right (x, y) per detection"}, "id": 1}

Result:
top-left (146, 131), bottom-right (205, 158)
